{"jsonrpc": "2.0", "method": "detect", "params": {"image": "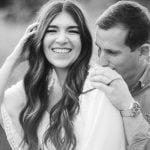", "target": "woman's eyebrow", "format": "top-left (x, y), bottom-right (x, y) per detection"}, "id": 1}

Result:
top-left (68, 26), bottom-right (79, 29)
top-left (47, 25), bottom-right (58, 29)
